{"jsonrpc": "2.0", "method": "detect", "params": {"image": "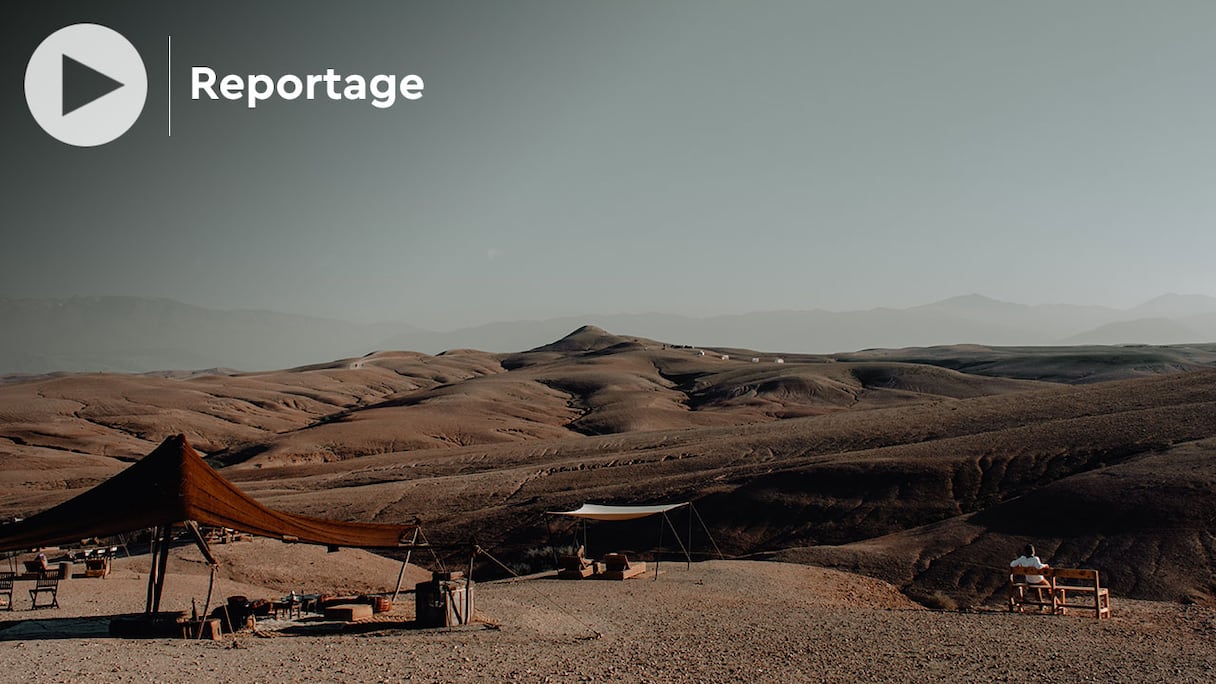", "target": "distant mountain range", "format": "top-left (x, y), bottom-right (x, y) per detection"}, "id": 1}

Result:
top-left (3, 293), bottom-right (1216, 374)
